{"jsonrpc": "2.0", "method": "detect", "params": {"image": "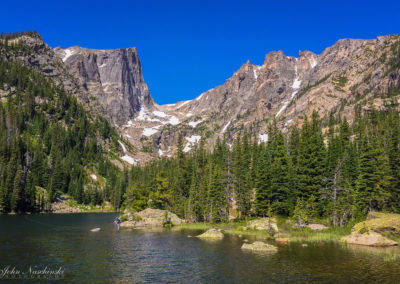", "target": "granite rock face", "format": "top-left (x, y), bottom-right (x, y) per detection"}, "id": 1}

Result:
top-left (54, 46), bottom-right (154, 126)
top-left (6, 33), bottom-right (400, 166)
top-left (132, 35), bottom-right (400, 161)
